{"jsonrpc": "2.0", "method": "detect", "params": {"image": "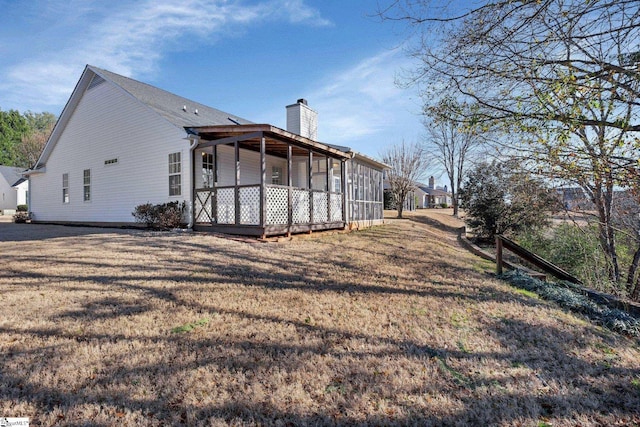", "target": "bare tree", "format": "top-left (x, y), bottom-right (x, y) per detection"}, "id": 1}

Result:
top-left (381, 0), bottom-right (640, 282)
top-left (613, 166), bottom-right (640, 300)
top-left (380, 141), bottom-right (427, 218)
top-left (15, 121), bottom-right (54, 168)
top-left (424, 97), bottom-right (483, 217)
